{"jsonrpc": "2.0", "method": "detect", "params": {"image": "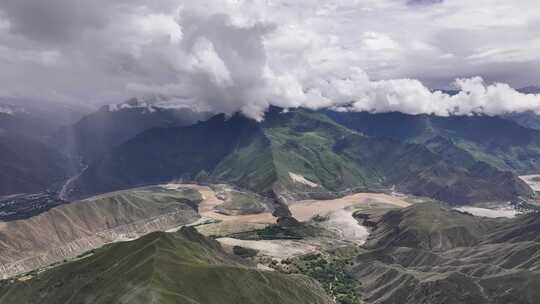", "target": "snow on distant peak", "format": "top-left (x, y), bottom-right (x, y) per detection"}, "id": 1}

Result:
top-left (106, 96), bottom-right (209, 114)
top-left (107, 98), bottom-right (157, 113)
